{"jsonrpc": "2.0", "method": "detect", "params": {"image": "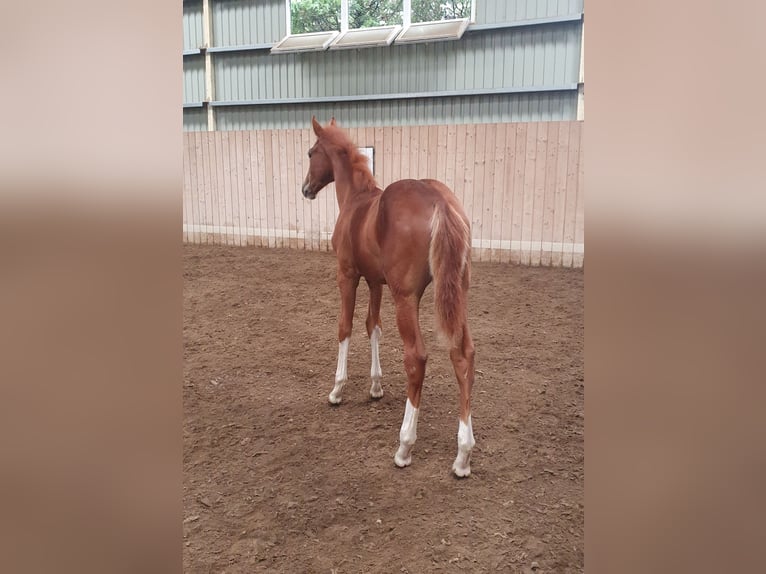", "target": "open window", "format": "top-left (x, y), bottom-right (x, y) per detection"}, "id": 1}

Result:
top-left (272, 0), bottom-right (473, 54)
